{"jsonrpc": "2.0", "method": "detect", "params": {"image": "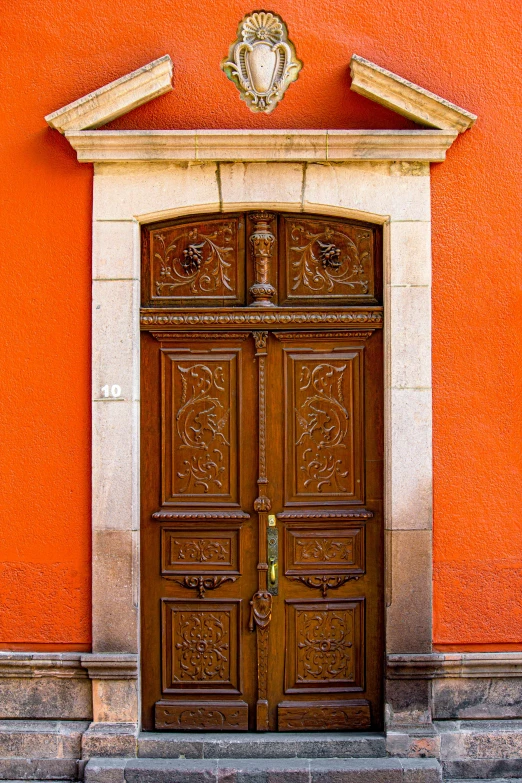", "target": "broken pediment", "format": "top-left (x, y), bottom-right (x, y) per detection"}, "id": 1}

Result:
top-left (44, 50), bottom-right (476, 158)
top-left (350, 55), bottom-right (476, 133)
top-left (45, 55), bottom-right (173, 134)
